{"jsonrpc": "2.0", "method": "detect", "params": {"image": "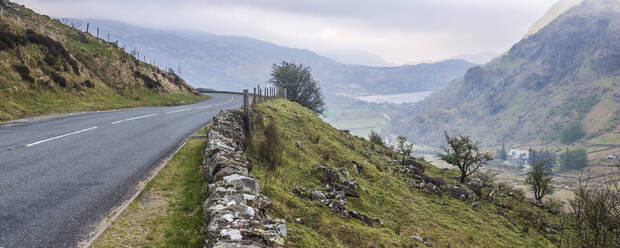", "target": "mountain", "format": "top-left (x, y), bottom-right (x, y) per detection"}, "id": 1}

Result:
top-left (316, 49), bottom-right (392, 67)
top-left (524, 0), bottom-right (585, 38)
top-left (451, 51), bottom-right (500, 65)
top-left (66, 19), bottom-right (475, 97)
top-left (0, 1), bottom-right (202, 121)
top-left (388, 0), bottom-right (620, 146)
